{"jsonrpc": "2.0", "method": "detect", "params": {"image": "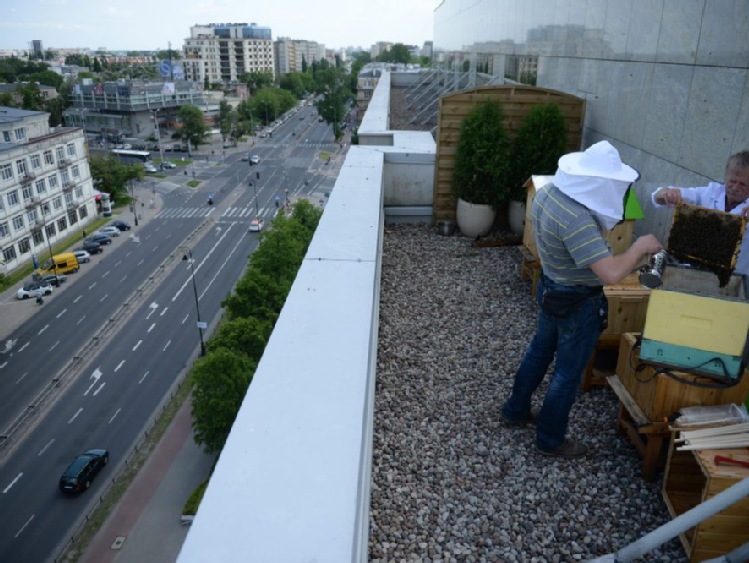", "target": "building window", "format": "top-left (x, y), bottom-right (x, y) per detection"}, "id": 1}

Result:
top-left (72, 164), bottom-right (80, 178)
top-left (30, 154), bottom-right (41, 169)
top-left (55, 146), bottom-right (65, 162)
top-left (6, 190), bottom-right (19, 207)
top-left (1, 163), bottom-right (12, 181)
top-left (18, 237), bottom-right (31, 254)
top-left (48, 174), bottom-right (58, 189)
top-left (78, 205), bottom-right (88, 219)
top-left (44, 150), bottom-right (53, 165)
top-left (41, 202), bottom-right (51, 216)
top-left (61, 170), bottom-right (69, 185)
top-left (32, 229), bottom-right (45, 246)
top-left (2, 246), bottom-right (17, 263)
top-left (45, 223), bottom-right (56, 238)
top-left (64, 192), bottom-right (73, 206)
top-left (57, 216), bottom-right (67, 232)
top-left (67, 209), bottom-right (78, 225)
top-left (35, 178), bottom-right (46, 195)
top-left (67, 143), bottom-right (76, 157)
top-left (11, 215), bottom-right (24, 230)
top-left (21, 185), bottom-right (33, 201)
top-left (2, 131), bottom-right (10, 143)
top-left (26, 209), bottom-right (37, 224)
top-left (14, 128), bottom-right (26, 141)
top-left (53, 196), bottom-right (62, 210)
top-left (0, 222), bottom-right (8, 238)
top-left (75, 187), bottom-right (83, 198)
